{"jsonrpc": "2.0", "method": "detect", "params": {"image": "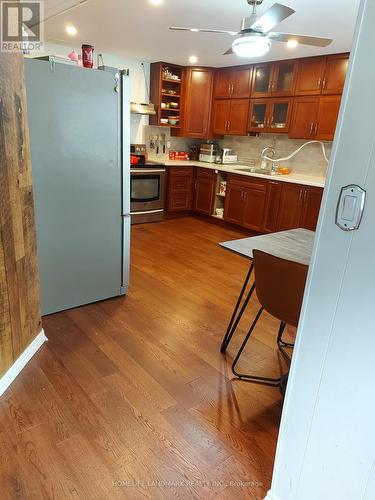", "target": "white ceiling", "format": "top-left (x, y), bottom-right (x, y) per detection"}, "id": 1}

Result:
top-left (43, 0), bottom-right (361, 67)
